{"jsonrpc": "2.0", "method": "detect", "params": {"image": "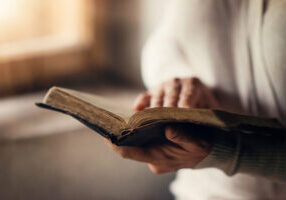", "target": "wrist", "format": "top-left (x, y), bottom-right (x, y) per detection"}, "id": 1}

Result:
top-left (195, 131), bottom-right (241, 175)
